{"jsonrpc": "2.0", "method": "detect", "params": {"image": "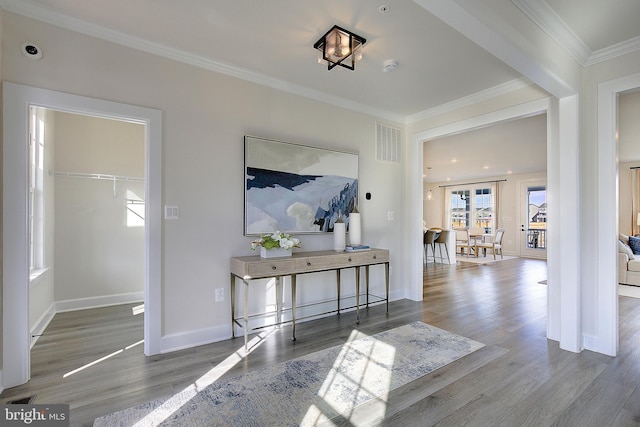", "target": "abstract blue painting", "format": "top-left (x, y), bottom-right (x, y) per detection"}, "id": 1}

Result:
top-left (245, 136), bottom-right (358, 235)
